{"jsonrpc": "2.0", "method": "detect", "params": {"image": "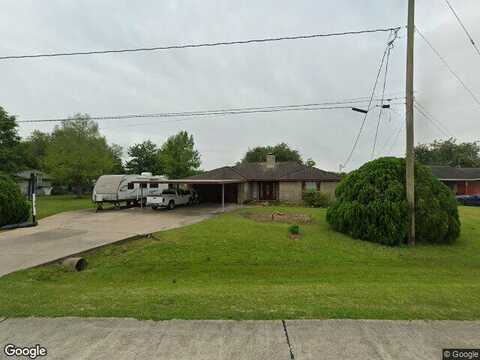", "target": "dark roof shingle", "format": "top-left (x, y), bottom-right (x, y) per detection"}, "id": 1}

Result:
top-left (189, 161), bottom-right (340, 181)
top-left (429, 166), bottom-right (480, 180)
